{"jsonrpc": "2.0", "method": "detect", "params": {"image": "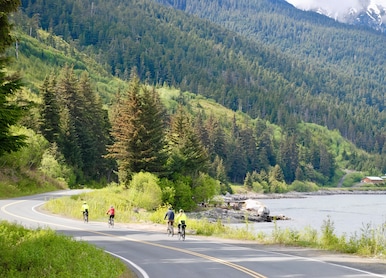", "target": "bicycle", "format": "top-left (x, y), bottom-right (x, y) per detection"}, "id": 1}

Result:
top-left (108, 216), bottom-right (114, 228)
top-left (83, 211), bottom-right (88, 223)
top-left (167, 220), bottom-right (174, 236)
top-left (178, 220), bottom-right (186, 241)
